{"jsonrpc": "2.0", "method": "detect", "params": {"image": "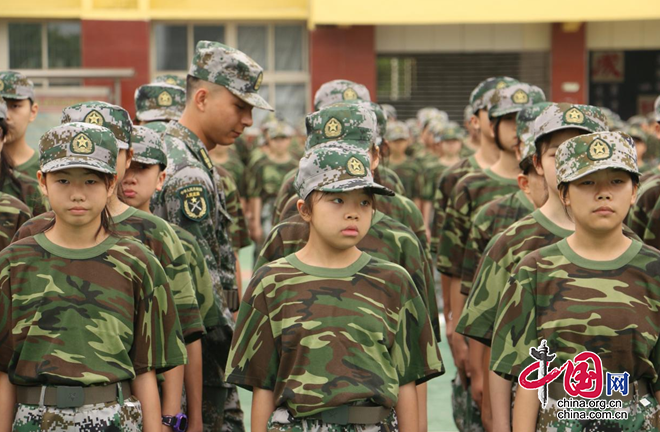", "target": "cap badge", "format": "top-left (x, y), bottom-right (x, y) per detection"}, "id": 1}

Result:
top-left (71, 133), bottom-right (95, 155)
top-left (496, 81), bottom-right (507, 90)
top-left (588, 138), bottom-right (612, 161)
top-left (343, 88), bottom-right (358, 100)
top-left (346, 156), bottom-right (366, 177)
top-left (158, 91), bottom-right (173, 107)
top-left (565, 107), bottom-right (585, 125)
top-left (84, 110), bottom-right (104, 126)
top-left (512, 90), bottom-right (529, 104)
top-left (324, 118), bottom-right (342, 138)
top-left (254, 72), bottom-right (263, 92)
top-left (166, 78), bottom-right (177, 85)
